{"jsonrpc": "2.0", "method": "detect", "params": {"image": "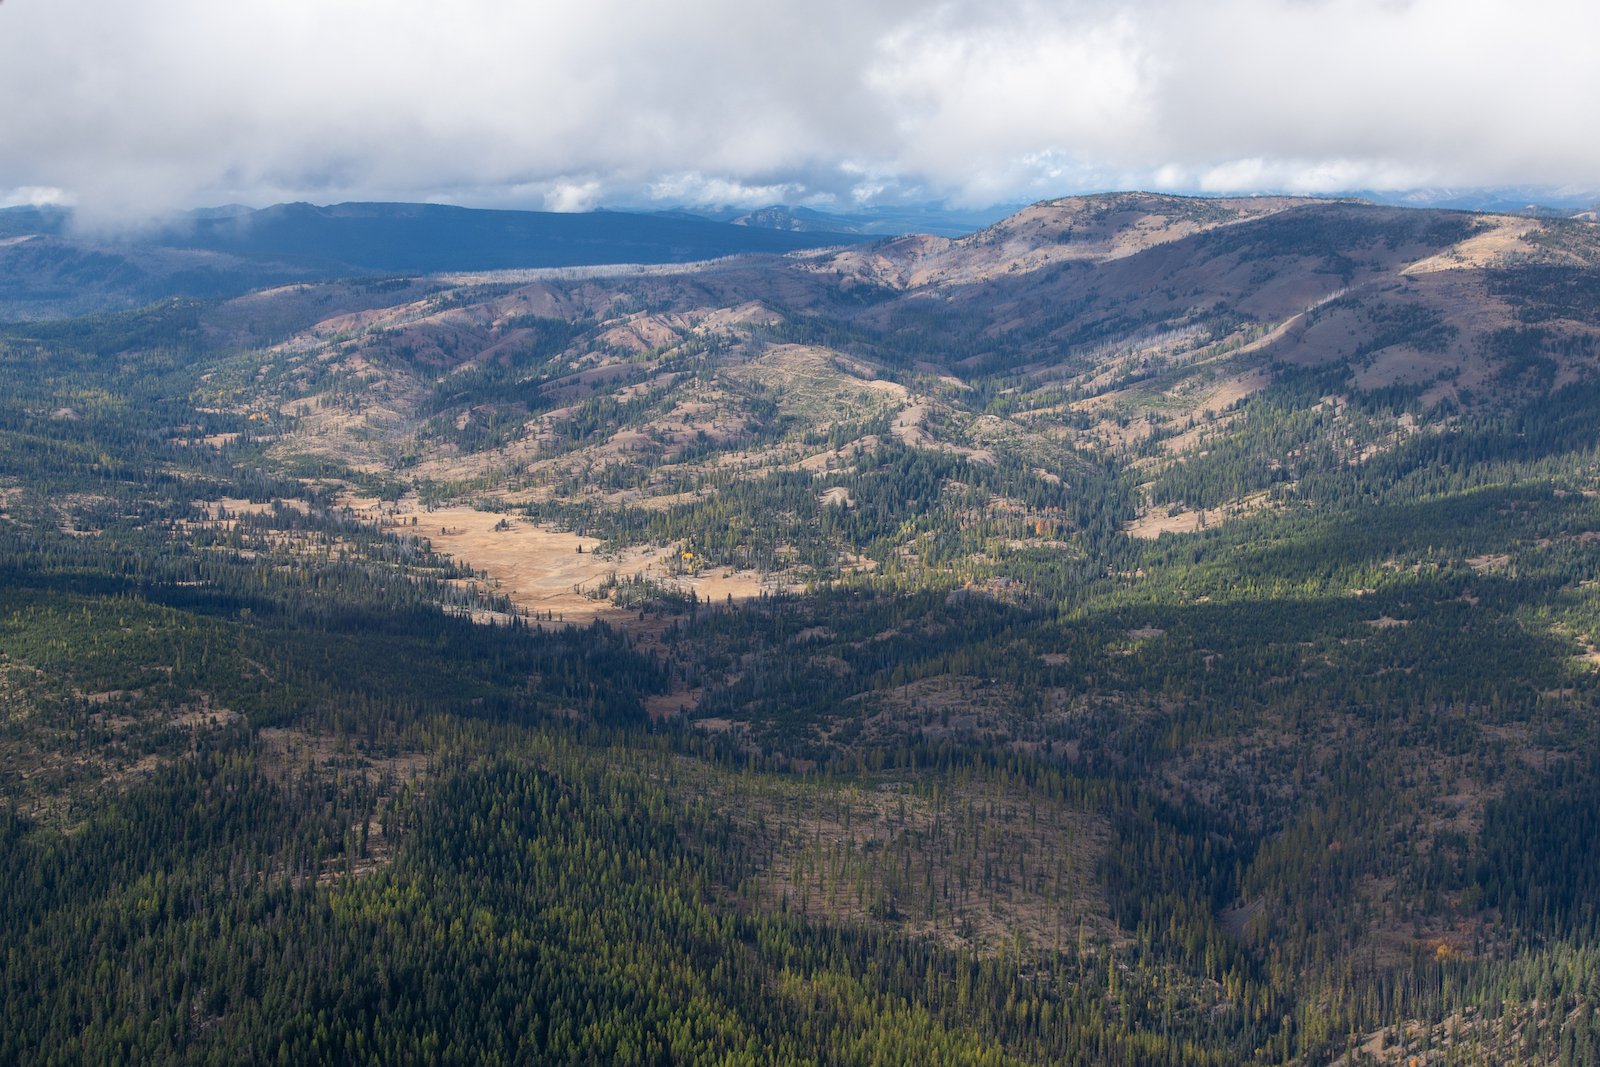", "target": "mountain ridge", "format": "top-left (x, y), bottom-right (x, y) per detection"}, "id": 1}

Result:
top-left (179, 191), bottom-right (1600, 550)
top-left (0, 200), bottom-right (874, 319)
top-left (5, 189), bottom-right (1600, 1064)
